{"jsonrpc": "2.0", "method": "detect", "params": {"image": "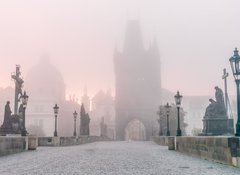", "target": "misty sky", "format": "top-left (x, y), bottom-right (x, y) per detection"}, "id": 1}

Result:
top-left (0, 0), bottom-right (240, 99)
